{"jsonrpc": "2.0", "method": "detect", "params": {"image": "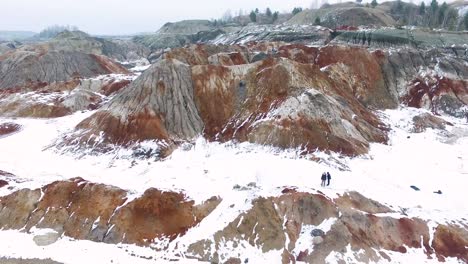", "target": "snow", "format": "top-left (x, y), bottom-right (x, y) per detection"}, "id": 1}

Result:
top-left (0, 106), bottom-right (468, 263)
